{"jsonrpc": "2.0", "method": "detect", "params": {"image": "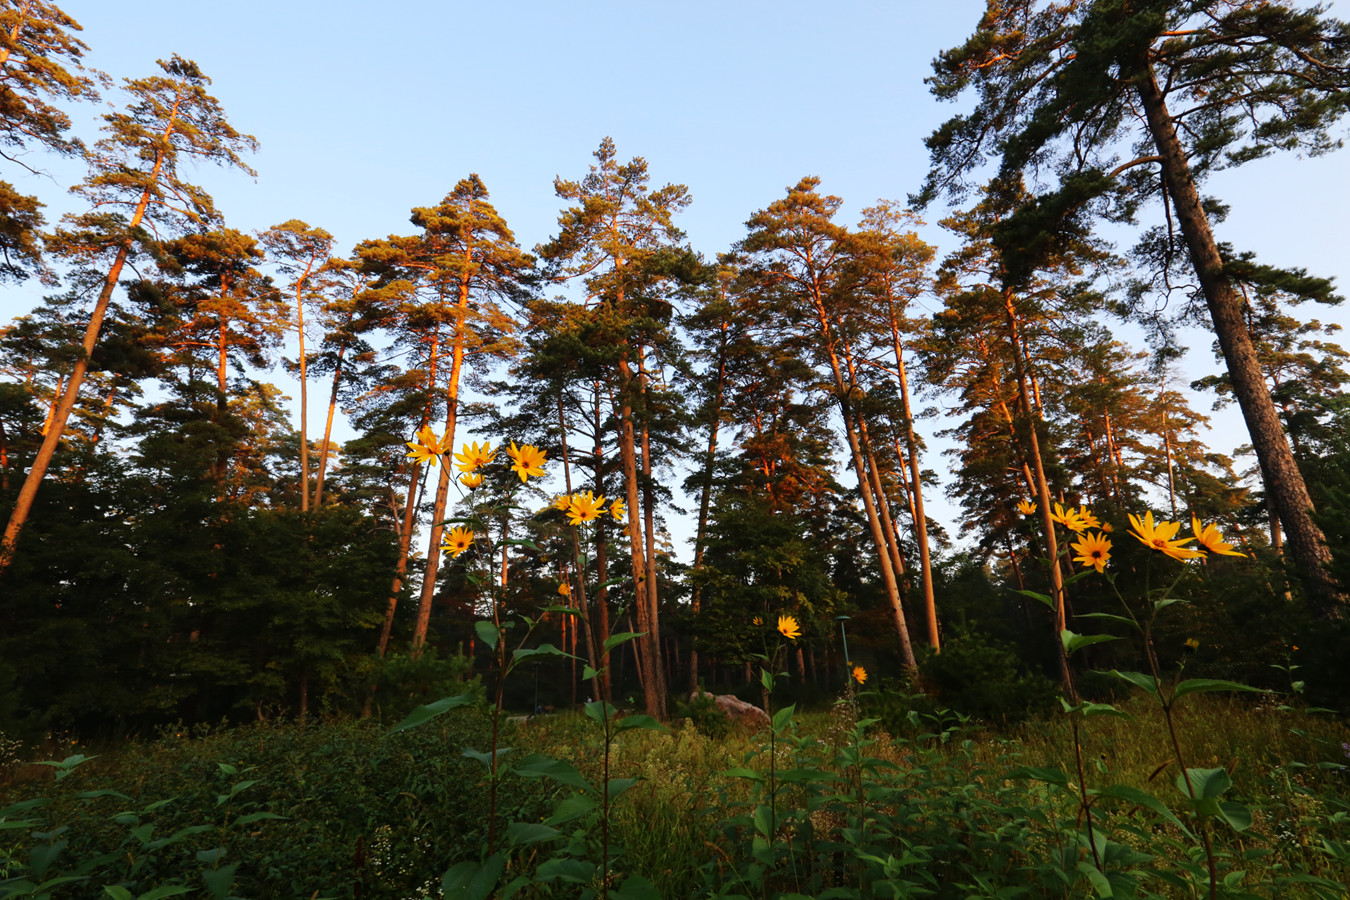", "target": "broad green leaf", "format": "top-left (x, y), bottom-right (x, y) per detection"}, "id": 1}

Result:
top-left (759, 668), bottom-right (775, 690)
top-left (201, 862), bottom-right (240, 900)
top-left (1061, 629), bottom-right (1119, 656)
top-left (539, 605), bottom-right (578, 616)
top-left (502, 538), bottom-right (540, 550)
top-left (132, 887), bottom-right (194, 900)
top-left (772, 704), bottom-right (796, 732)
top-left (584, 700), bottom-right (614, 723)
top-left (389, 693), bottom-right (475, 733)
top-left (723, 767), bottom-right (764, 782)
top-left (614, 874), bottom-right (661, 899)
top-left (545, 793), bottom-right (599, 825)
top-left (511, 643), bottom-right (573, 664)
top-left (1109, 670), bottom-right (1161, 699)
top-left (1015, 588), bottom-right (1054, 610)
top-left (536, 858), bottom-right (596, 884)
top-left (104, 887), bottom-right (133, 900)
top-left (1218, 800), bottom-right (1253, 832)
top-left (753, 803), bottom-right (774, 838)
top-left (1171, 678), bottom-right (1265, 701)
top-left (474, 620), bottom-right (499, 650)
top-left (461, 746), bottom-right (511, 768)
top-left (233, 811), bottom-right (286, 826)
top-left (513, 753), bottom-right (594, 792)
top-left (582, 665), bottom-right (601, 681)
top-left (1007, 766), bottom-right (1069, 786)
top-left (607, 777), bottom-right (639, 800)
top-left (505, 821), bottom-right (562, 845)
top-left (1099, 783), bottom-right (1193, 836)
top-left (603, 631), bottom-right (645, 653)
top-left (442, 853), bottom-right (505, 900)
top-left (1152, 597), bottom-right (1186, 612)
top-left (613, 714), bottom-right (664, 733)
top-left (1078, 612), bottom-right (1139, 630)
top-left (1176, 767), bottom-right (1231, 800)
